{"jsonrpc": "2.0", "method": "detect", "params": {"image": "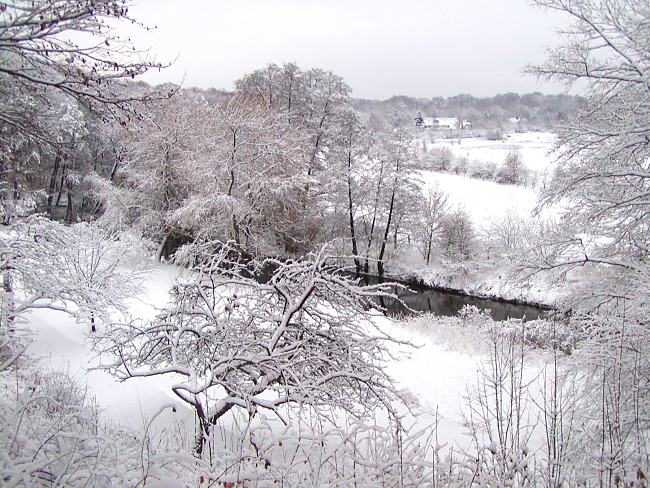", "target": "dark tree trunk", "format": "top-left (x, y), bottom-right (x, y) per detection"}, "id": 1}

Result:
top-left (377, 190), bottom-right (395, 276)
top-left (47, 152), bottom-right (61, 215)
top-left (55, 163), bottom-right (67, 207)
top-left (155, 234), bottom-right (169, 262)
top-left (346, 141), bottom-right (361, 273)
top-left (426, 231), bottom-right (433, 265)
top-left (65, 187), bottom-right (73, 223)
